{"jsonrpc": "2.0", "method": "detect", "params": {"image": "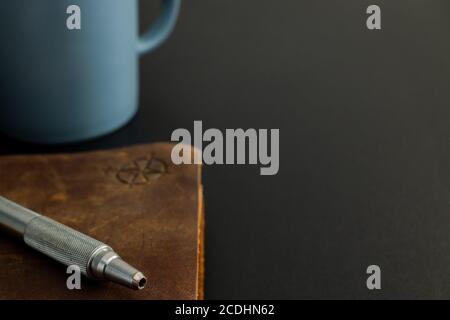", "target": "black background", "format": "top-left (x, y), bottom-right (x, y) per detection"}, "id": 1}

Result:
top-left (2, 0), bottom-right (450, 299)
